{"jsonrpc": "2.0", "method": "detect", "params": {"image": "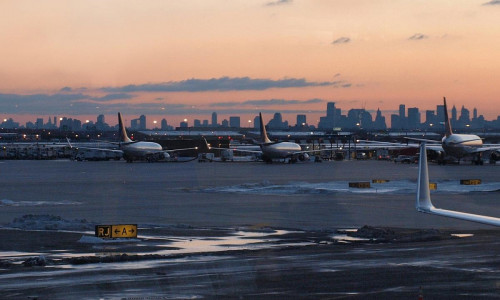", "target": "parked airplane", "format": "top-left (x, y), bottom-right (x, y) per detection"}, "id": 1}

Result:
top-left (209, 112), bottom-right (318, 163)
top-left (408, 97), bottom-right (500, 164)
top-left (68, 112), bottom-right (198, 162)
top-left (364, 97), bottom-right (500, 164)
top-left (416, 142), bottom-right (500, 226)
